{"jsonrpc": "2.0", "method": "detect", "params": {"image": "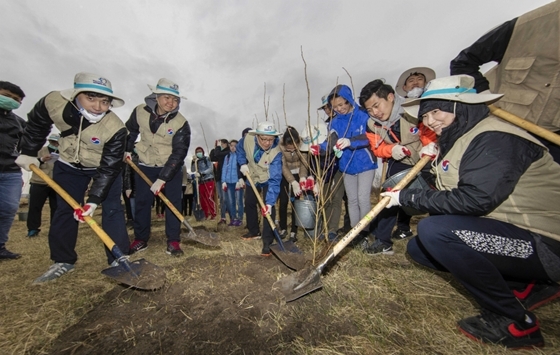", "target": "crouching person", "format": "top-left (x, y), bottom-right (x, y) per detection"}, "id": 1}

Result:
top-left (17, 72), bottom-right (130, 283)
top-left (236, 122), bottom-right (282, 256)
